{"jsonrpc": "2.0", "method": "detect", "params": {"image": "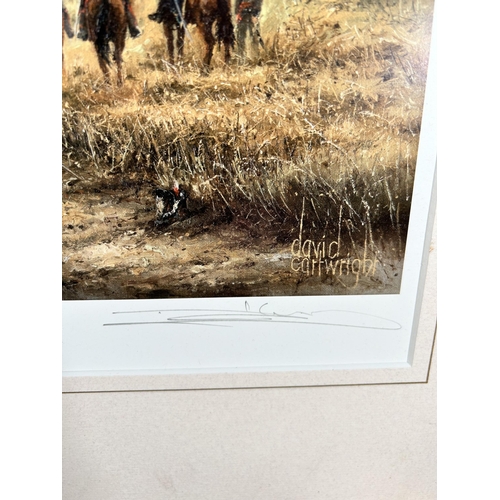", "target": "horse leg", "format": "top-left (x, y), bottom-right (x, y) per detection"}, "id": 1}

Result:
top-left (177, 24), bottom-right (185, 62)
top-left (113, 34), bottom-right (126, 86)
top-left (250, 20), bottom-right (260, 54)
top-left (77, 0), bottom-right (89, 40)
top-left (163, 21), bottom-right (175, 64)
top-left (201, 20), bottom-right (216, 69)
top-left (63, 7), bottom-right (74, 38)
top-left (224, 38), bottom-right (231, 64)
top-left (116, 58), bottom-right (123, 86)
top-left (113, 29), bottom-right (127, 87)
top-left (236, 19), bottom-right (248, 58)
top-left (123, 0), bottom-right (141, 38)
top-left (97, 54), bottom-right (111, 84)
